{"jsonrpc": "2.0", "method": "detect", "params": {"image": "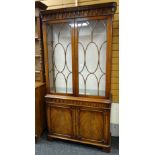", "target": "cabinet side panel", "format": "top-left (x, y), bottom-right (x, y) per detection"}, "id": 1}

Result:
top-left (35, 84), bottom-right (46, 138)
top-left (46, 104), bottom-right (51, 132)
top-left (105, 16), bottom-right (113, 98)
top-left (35, 87), bottom-right (40, 136)
top-left (103, 109), bottom-right (111, 145)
